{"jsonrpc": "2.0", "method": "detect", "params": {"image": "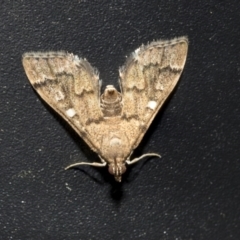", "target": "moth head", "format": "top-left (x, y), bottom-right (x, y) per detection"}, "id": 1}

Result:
top-left (108, 162), bottom-right (126, 182)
